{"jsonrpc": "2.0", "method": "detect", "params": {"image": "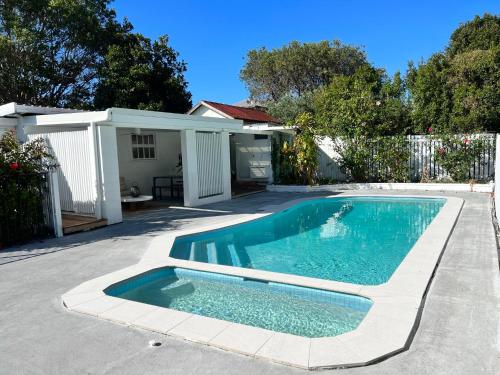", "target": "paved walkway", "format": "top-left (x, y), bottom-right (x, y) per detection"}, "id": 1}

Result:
top-left (0, 191), bottom-right (498, 374)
